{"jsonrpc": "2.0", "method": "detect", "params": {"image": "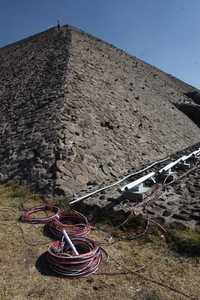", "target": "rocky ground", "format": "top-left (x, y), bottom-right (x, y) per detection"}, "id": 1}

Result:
top-left (72, 144), bottom-right (200, 231)
top-left (155, 167), bottom-right (200, 229)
